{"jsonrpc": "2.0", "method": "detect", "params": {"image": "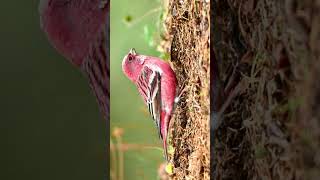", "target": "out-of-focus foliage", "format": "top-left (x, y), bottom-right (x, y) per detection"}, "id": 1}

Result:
top-left (110, 0), bottom-right (165, 179)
